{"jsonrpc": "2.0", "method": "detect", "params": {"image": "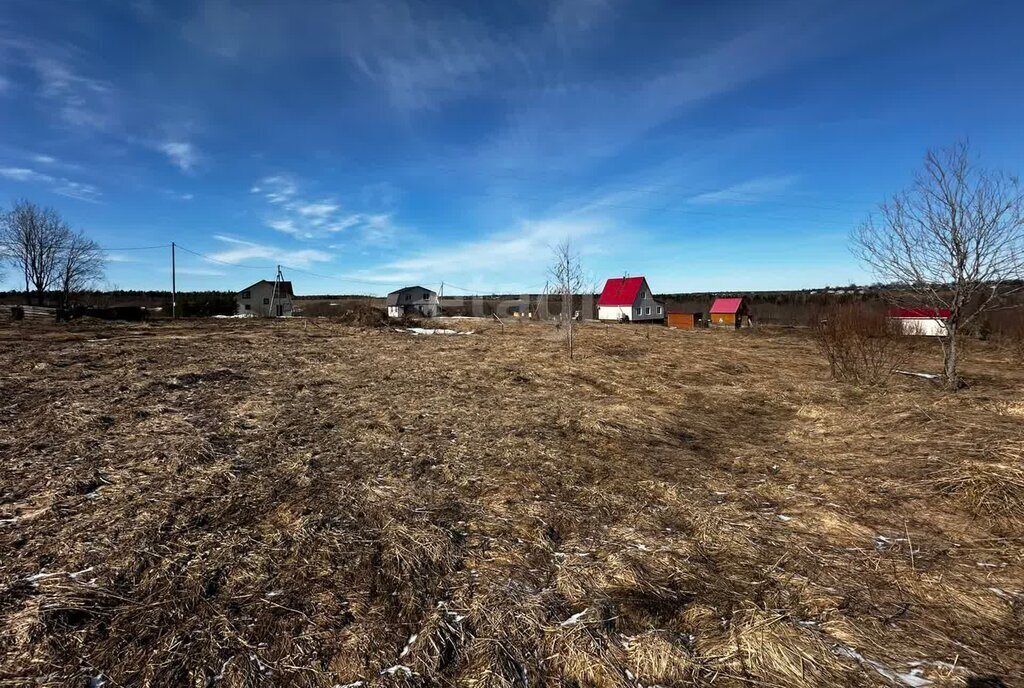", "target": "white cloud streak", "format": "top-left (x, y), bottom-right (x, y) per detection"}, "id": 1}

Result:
top-left (688, 175), bottom-right (800, 205)
top-left (207, 235), bottom-right (333, 268)
top-left (350, 215), bottom-right (604, 292)
top-left (0, 166), bottom-right (101, 202)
